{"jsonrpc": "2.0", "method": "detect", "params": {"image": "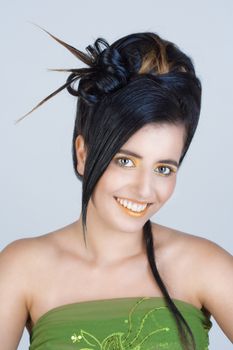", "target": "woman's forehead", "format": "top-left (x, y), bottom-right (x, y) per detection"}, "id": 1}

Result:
top-left (123, 123), bottom-right (186, 147)
top-left (115, 123), bottom-right (185, 163)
